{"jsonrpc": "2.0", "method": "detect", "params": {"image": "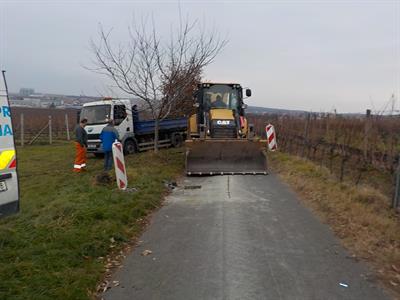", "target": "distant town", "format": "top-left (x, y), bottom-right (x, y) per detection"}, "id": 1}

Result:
top-left (9, 88), bottom-right (102, 109)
